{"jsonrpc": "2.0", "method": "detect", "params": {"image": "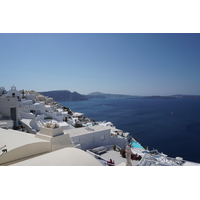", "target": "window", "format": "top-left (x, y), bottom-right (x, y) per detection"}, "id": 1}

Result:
top-left (101, 135), bottom-right (105, 141)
